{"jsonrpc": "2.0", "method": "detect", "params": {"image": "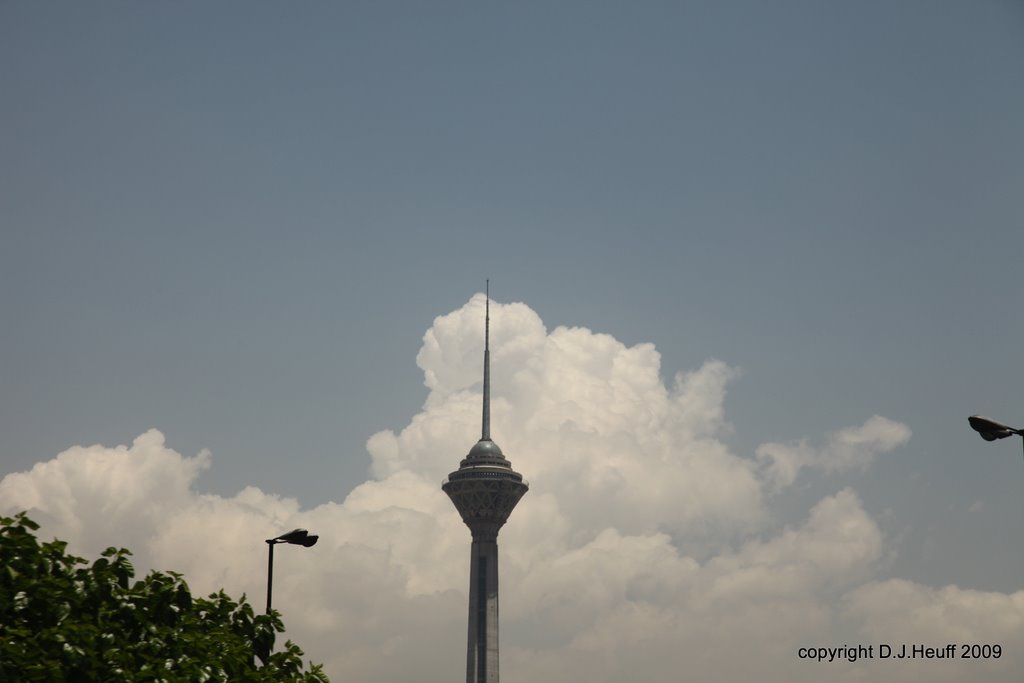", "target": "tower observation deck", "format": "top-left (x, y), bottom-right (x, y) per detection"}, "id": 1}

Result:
top-left (442, 284), bottom-right (528, 683)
